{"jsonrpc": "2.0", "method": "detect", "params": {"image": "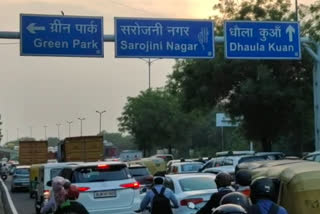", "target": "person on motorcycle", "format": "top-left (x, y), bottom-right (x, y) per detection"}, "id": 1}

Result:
top-left (249, 178), bottom-right (287, 214)
top-left (220, 192), bottom-right (251, 212)
top-left (196, 172), bottom-right (234, 214)
top-left (234, 170), bottom-right (252, 197)
top-left (139, 176), bottom-right (179, 214)
top-left (212, 204), bottom-right (247, 214)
